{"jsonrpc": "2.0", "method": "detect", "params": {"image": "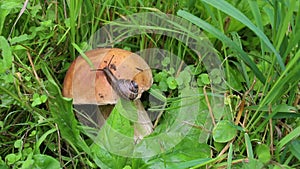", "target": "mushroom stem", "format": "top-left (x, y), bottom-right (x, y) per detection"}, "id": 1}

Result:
top-left (134, 99), bottom-right (153, 142)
